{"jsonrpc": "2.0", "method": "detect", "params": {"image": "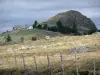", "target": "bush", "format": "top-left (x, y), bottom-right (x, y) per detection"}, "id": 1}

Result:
top-left (48, 26), bottom-right (58, 32)
top-left (88, 29), bottom-right (97, 34)
top-left (37, 24), bottom-right (42, 29)
top-left (32, 37), bottom-right (37, 41)
top-left (20, 37), bottom-right (24, 43)
top-left (79, 71), bottom-right (89, 75)
top-left (43, 24), bottom-right (48, 30)
top-left (97, 29), bottom-right (100, 32)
